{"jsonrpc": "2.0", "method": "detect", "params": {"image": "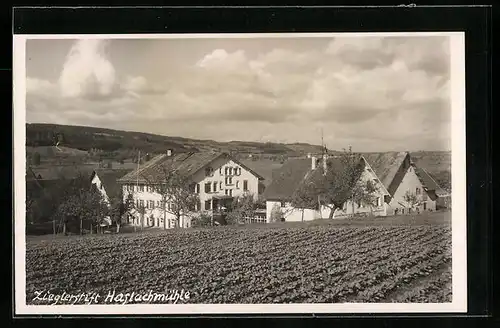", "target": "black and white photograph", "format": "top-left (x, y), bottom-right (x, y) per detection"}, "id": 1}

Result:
top-left (14, 32), bottom-right (466, 314)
